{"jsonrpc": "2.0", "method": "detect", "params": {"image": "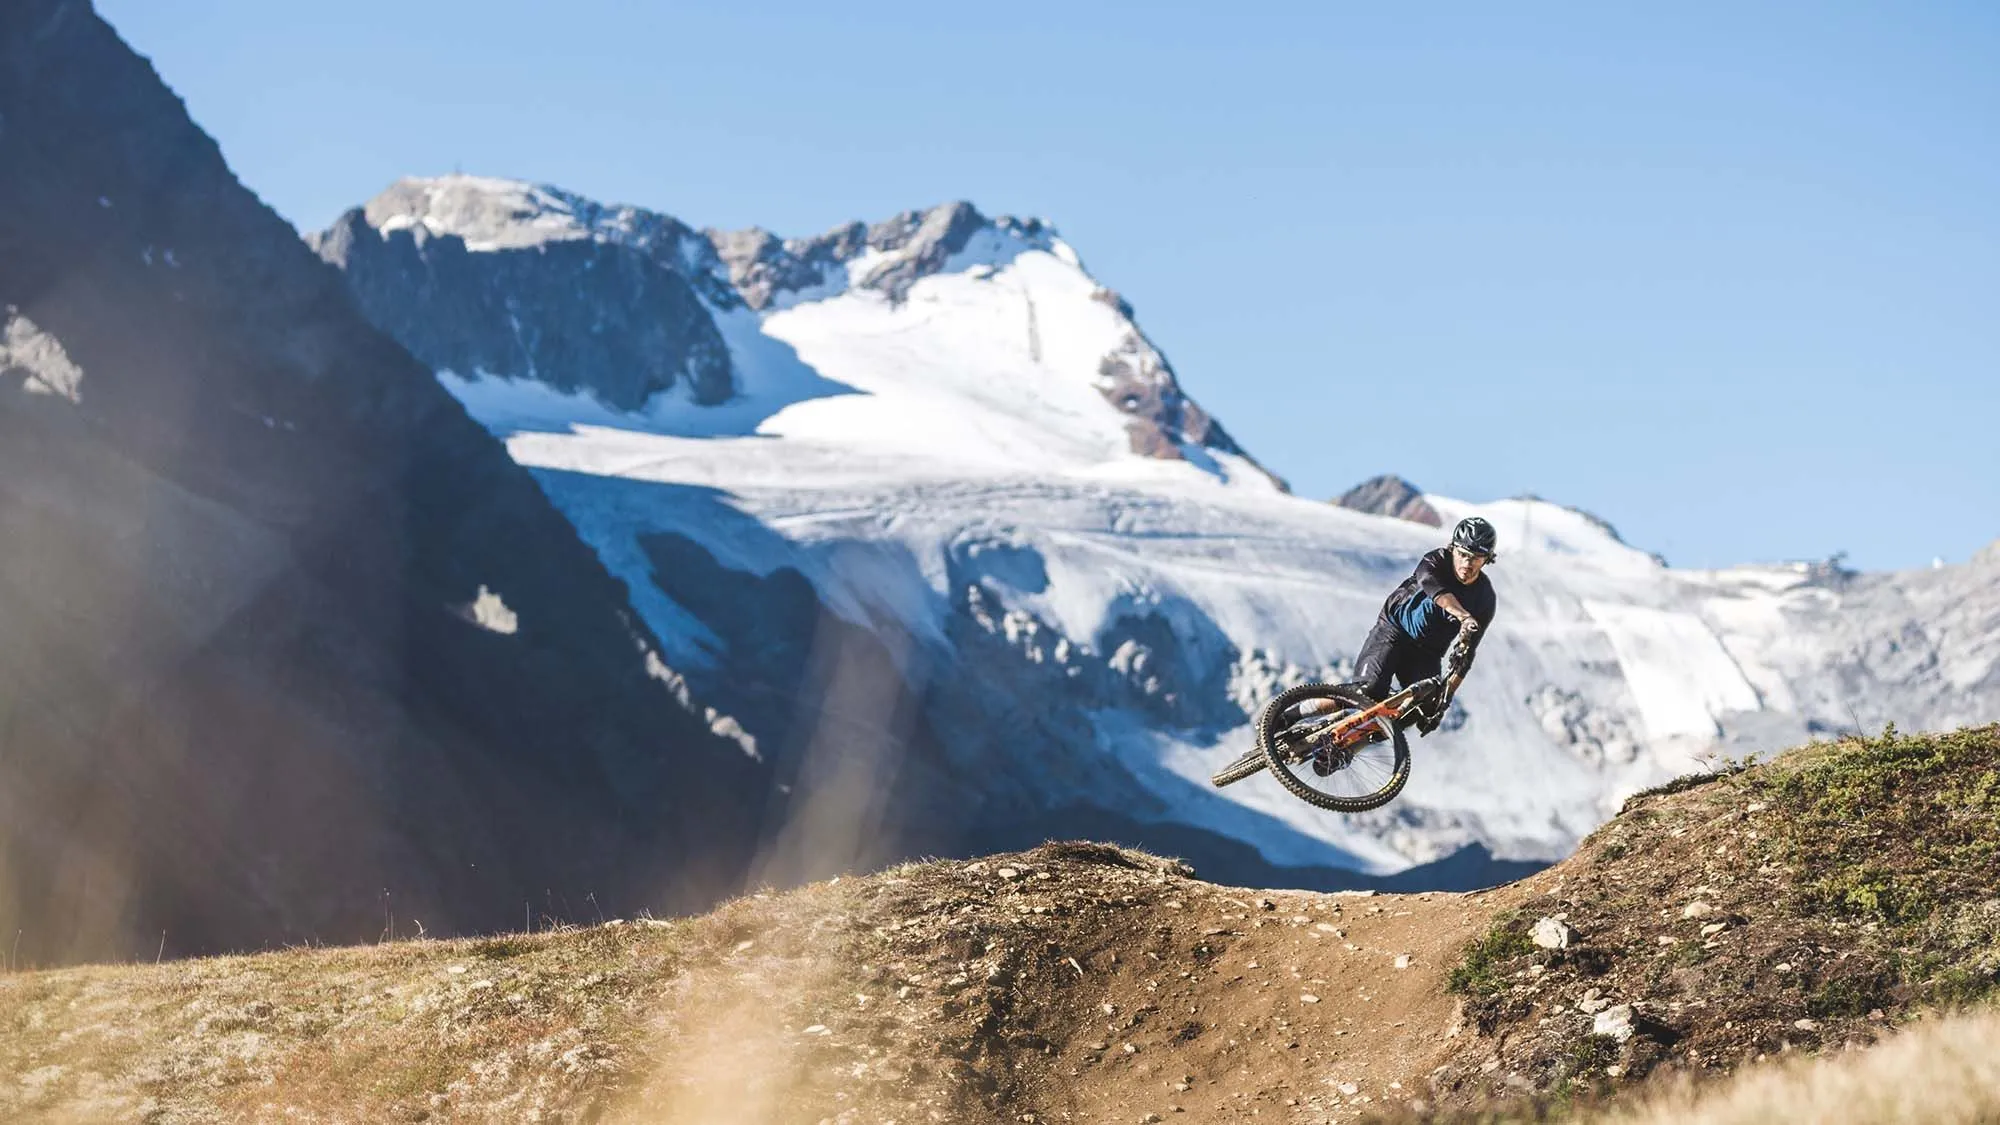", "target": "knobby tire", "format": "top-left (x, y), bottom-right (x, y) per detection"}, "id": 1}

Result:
top-left (1210, 746), bottom-right (1268, 787)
